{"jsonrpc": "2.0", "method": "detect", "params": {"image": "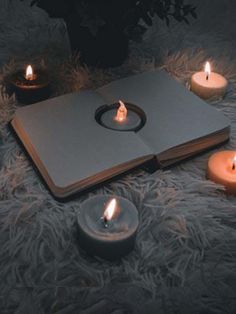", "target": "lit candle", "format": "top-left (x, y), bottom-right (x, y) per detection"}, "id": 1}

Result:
top-left (190, 61), bottom-right (228, 99)
top-left (9, 64), bottom-right (50, 105)
top-left (77, 195), bottom-right (139, 260)
top-left (95, 100), bottom-right (146, 132)
top-left (207, 151), bottom-right (236, 195)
